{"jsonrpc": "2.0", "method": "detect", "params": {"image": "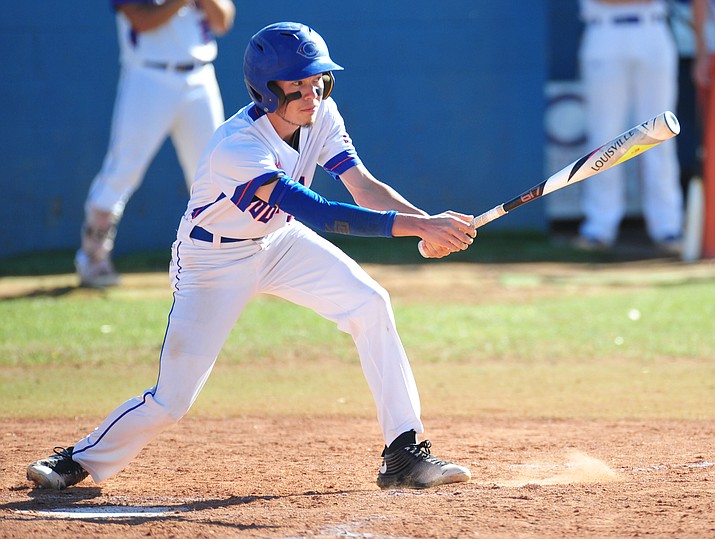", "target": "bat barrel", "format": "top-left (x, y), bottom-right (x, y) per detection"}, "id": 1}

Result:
top-left (418, 111), bottom-right (680, 258)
